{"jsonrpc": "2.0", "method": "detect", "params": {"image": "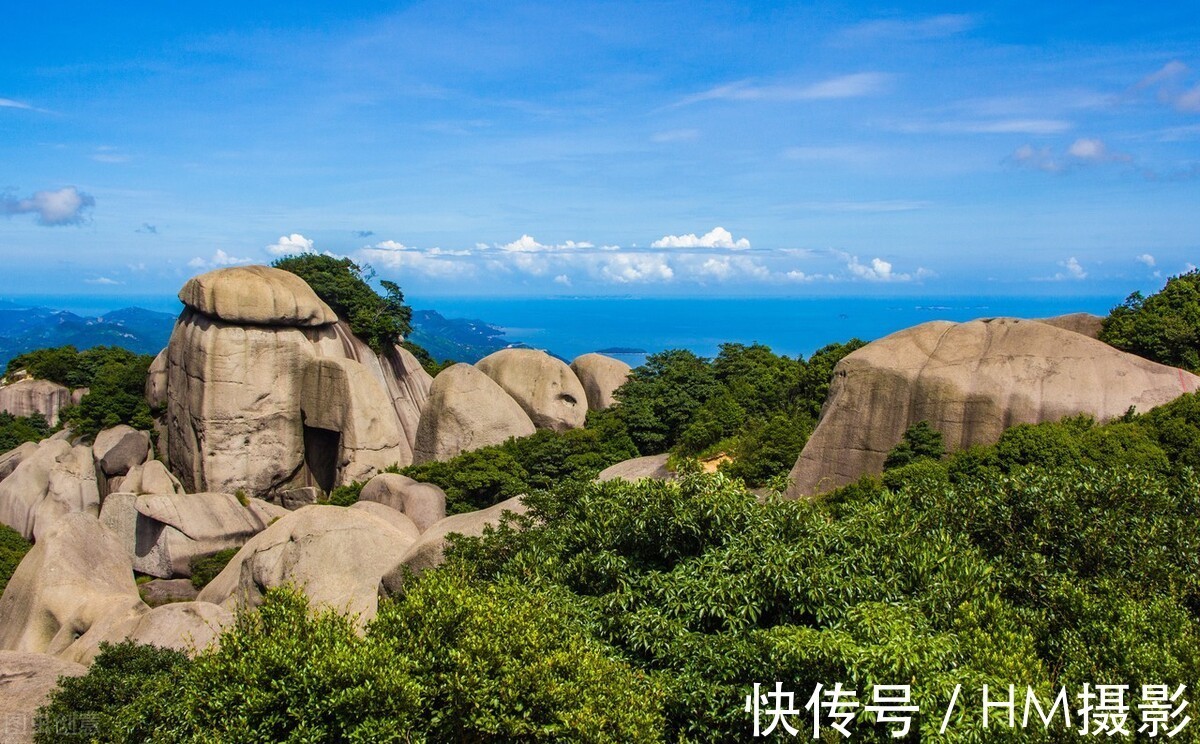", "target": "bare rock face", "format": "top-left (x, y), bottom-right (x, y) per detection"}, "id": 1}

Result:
top-left (163, 266), bottom-right (432, 499)
top-left (0, 441), bottom-right (39, 482)
top-left (128, 493), bottom-right (288, 578)
top-left (145, 348), bottom-right (169, 409)
top-left (1037, 313), bottom-right (1105, 339)
top-left (570, 353), bottom-right (632, 411)
top-left (93, 425), bottom-right (151, 477)
top-left (0, 440), bottom-right (100, 541)
top-left (349, 501), bottom-right (421, 543)
top-left (63, 601), bottom-right (233, 665)
top-left (477, 349), bottom-right (587, 431)
top-left (0, 514), bottom-right (143, 656)
top-left (381, 496), bottom-right (528, 592)
top-left (140, 578), bottom-right (199, 607)
top-left (787, 318), bottom-right (1200, 498)
top-left (359, 473), bottom-right (446, 532)
top-left (0, 379), bottom-right (73, 426)
top-left (413, 364), bottom-right (536, 463)
top-left (197, 505), bottom-right (415, 624)
top-left (597, 454), bottom-right (673, 483)
top-left (0, 651), bottom-right (87, 744)
top-left (120, 459), bottom-right (185, 496)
